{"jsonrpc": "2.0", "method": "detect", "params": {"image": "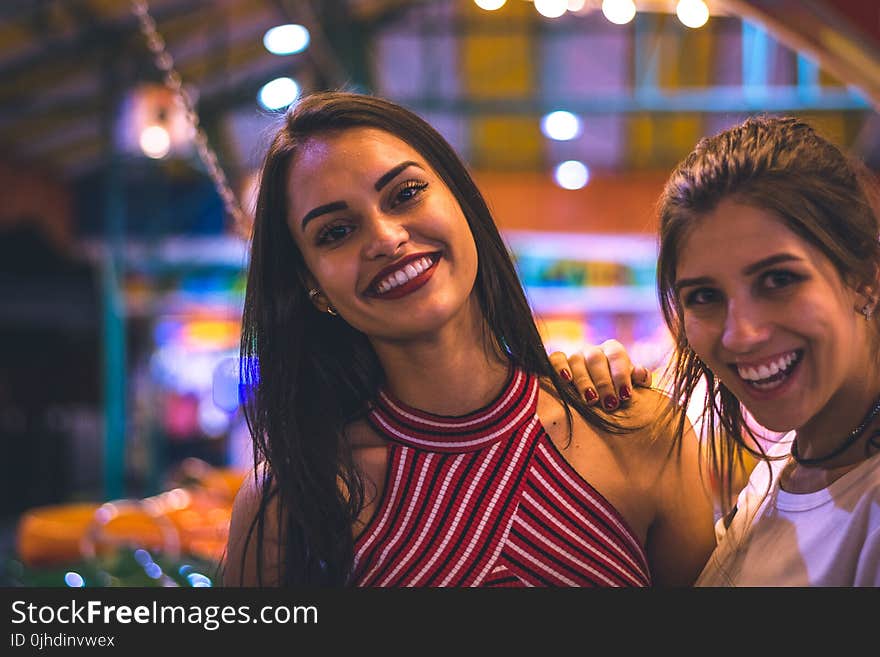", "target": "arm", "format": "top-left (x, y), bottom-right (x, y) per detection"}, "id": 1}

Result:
top-left (549, 339), bottom-right (652, 410)
top-left (641, 403), bottom-right (716, 586)
top-left (223, 463), bottom-right (284, 587)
